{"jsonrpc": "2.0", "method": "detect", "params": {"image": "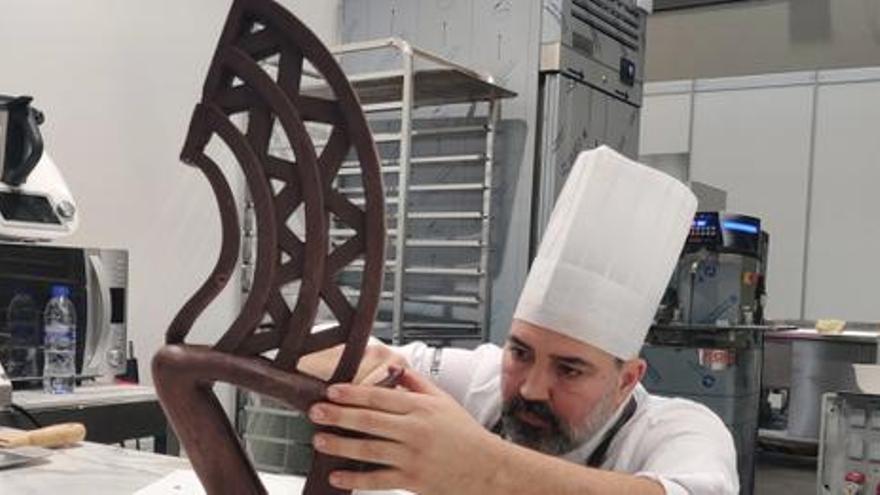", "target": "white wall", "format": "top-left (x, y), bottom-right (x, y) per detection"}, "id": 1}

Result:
top-left (646, 0), bottom-right (880, 81)
top-left (804, 74), bottom-right (880, 321)
top-left (689, 79), bottom-right (814, 319)
top-left (0, 0), bottom-right (340, 386)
